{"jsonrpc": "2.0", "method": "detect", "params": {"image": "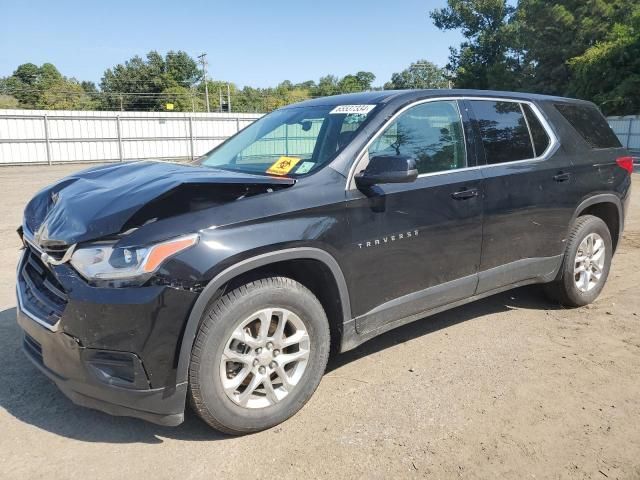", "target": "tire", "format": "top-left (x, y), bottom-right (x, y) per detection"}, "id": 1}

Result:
top-left (188, 276), bottom-right (330, 435)
top-left (544, 215), bottom-right (612, 307)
